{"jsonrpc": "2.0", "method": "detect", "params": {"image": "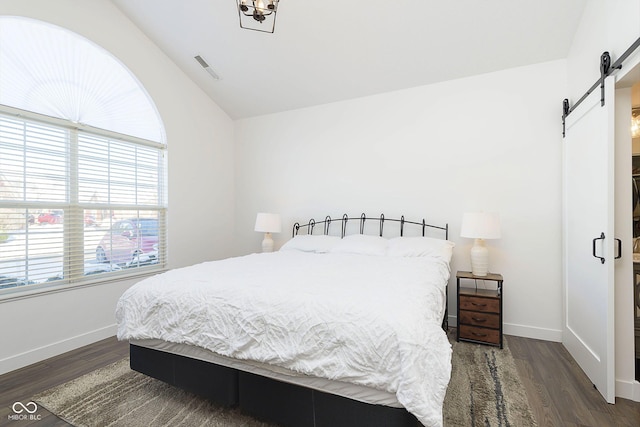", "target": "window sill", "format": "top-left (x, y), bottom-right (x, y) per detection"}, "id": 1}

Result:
top-left (0, 266), bottom-right (167, 304)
